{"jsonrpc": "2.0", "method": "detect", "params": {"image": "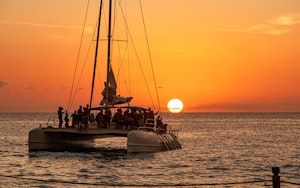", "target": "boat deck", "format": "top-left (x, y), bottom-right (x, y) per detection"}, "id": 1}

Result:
top-left (42, 127), bottom-right (131, 137)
